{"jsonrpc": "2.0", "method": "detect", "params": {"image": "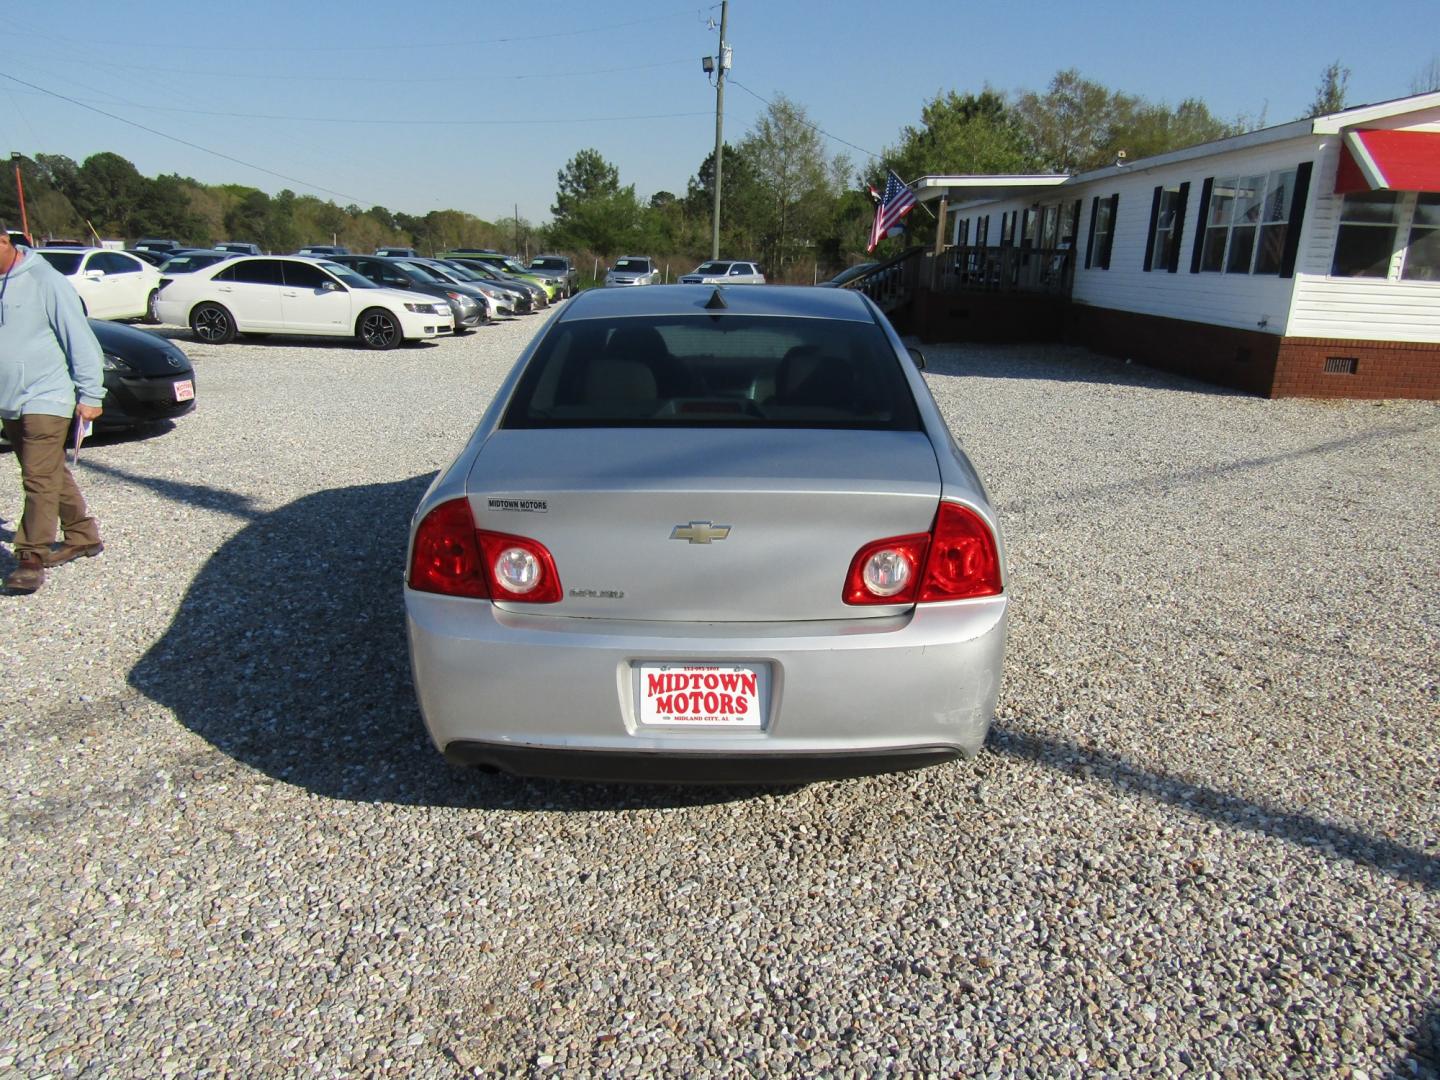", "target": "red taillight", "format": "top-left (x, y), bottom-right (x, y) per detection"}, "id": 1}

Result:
top-left (409, 498), bottom-right (488, 597)
top-left (843, 533), bottom-right (929, 605)
top-left (409, 498), bottom-right (562, 603)
top-left (918, 502), bottom-right (1002, 601)
top-left (474, 531), bottom-right (562, 603)
top-left (843, 503), bottom-right (1002, 605)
